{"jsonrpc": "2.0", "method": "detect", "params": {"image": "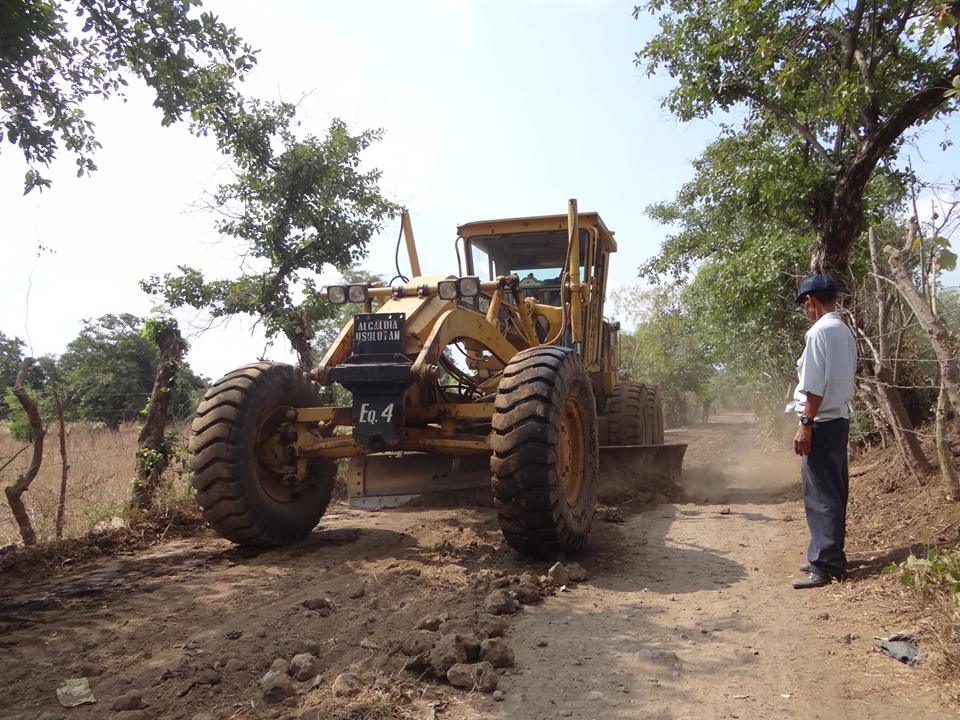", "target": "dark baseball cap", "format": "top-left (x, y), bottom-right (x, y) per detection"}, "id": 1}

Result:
top-left (795, 274), bottom-right (838, 304)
